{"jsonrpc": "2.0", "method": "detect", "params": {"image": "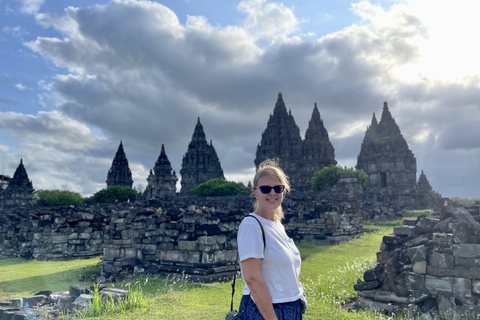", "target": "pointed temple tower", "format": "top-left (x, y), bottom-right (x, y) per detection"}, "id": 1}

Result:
top-left (255, 93), bottom-right (303, 188)
top-left (106, 141), bottom-right (133, 188)
top-left (180, 118), bottom-right (224, 194)
top-left (144, 144), bottom-right (178, 199)
top-left (301, 103), bottom-right (337, 190)
top-left (356, 102), bottom-right (417, 207)
top-left (2, 159), bottom-right (34, 207)
top-left (255, 93), bottom-right (337, 190)
top-left (416, 170), bottom-right (442, 209)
